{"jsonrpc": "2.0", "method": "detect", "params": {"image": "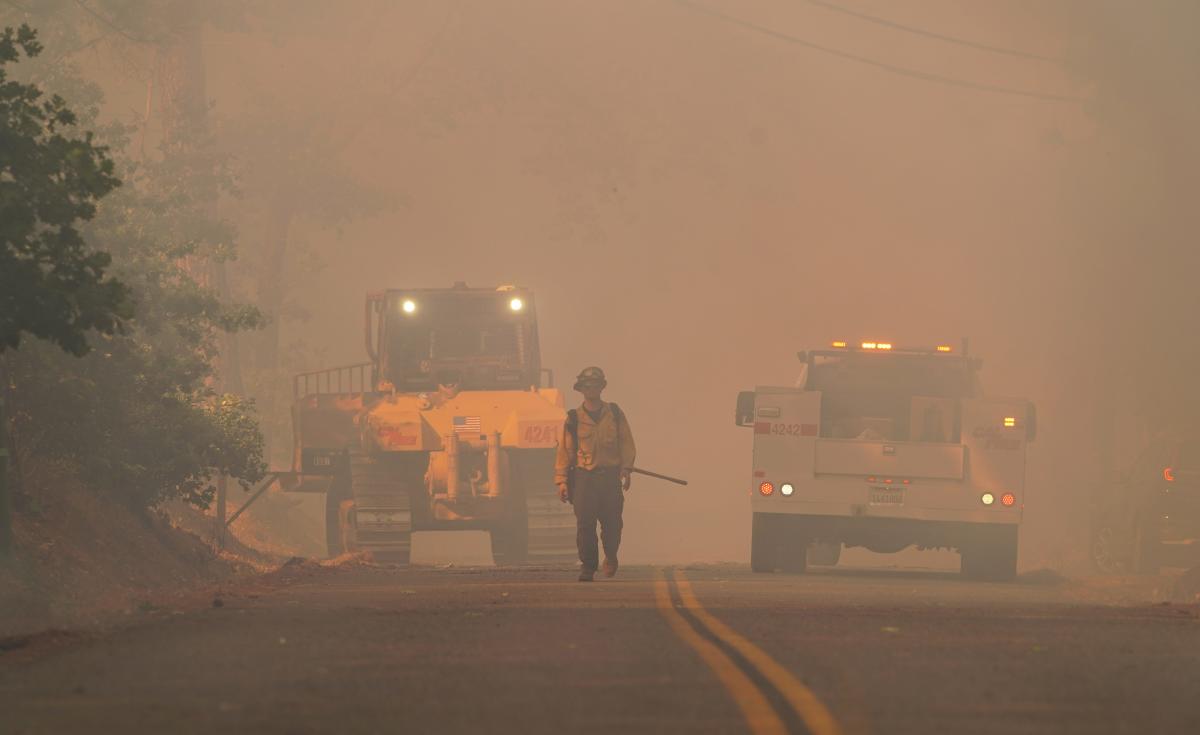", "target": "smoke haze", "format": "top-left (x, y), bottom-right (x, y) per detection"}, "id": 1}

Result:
top-left (70, 0), bottom-right (1200, 564)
